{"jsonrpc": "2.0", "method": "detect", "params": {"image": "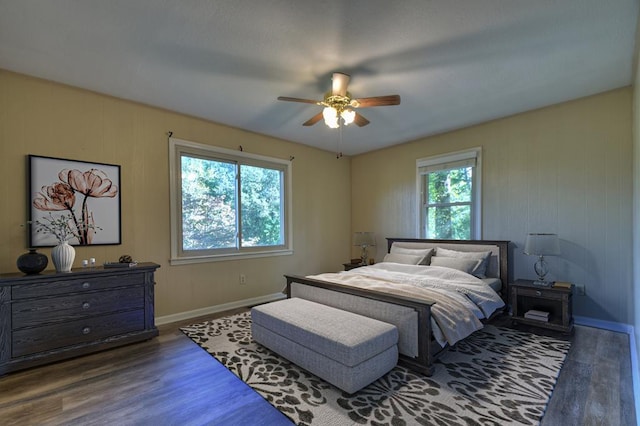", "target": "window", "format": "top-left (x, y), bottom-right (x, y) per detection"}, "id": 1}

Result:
top-left (169, 138), bottom-right (292, 264)
top-left (416, 148), bottom-right (481, 240)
